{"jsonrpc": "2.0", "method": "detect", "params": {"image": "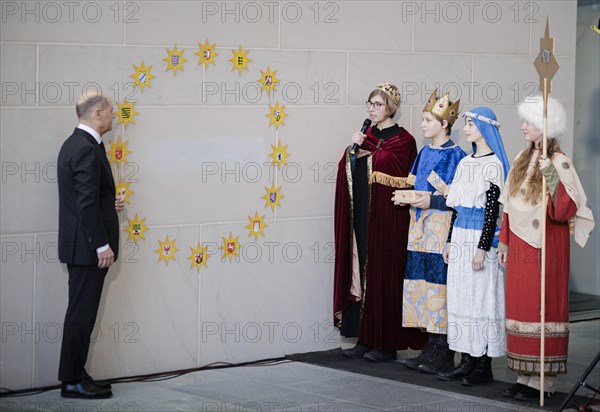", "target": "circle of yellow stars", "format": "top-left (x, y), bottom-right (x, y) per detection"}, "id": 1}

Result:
top-left (266, 102), bottom-right (288, 129)
top-left (196, 39), bottom-right (219, 69)
top-left (221, 232), bottom-right (241, 262)
top-left (258, 66), bottom-right (279, 95)
top-left (124, 213), bottom-right (148, 245)
top-left (115, 100), bottom-right (139, 128)
top-left (163, 45), bottom-right (187, 76)
top-left (130, 61), bottom-right (155, 92)
top-left (155, 235), bottom-right (180, 266)
top-left (229, 46), bottom-right (252, 75)
top-left (188, 242), bottom-right (210, 272)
